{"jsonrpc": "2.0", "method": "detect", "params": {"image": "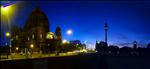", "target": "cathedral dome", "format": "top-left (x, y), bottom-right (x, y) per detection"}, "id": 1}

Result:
top-left (24, 7), bottom-right (49, 32)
